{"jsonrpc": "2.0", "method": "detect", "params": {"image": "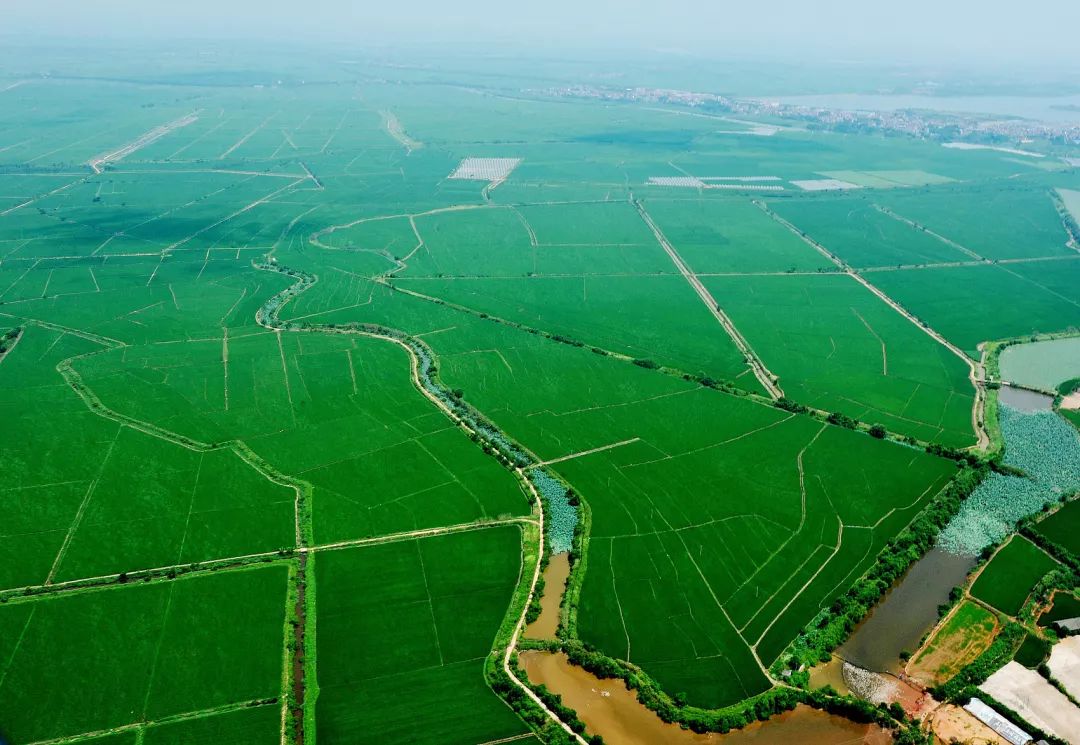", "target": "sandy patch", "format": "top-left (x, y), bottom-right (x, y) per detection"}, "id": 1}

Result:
top-left (928, 703), bottom-right (1013, 745)
top-left (1048, 636), bottom-right (1080, 699)
top-left (808, 656), bottom-right (851, 695)
top-left (791, 179), bottom-right (861, 192)
top-left (981, 660), bottom-right (1080, 742)
top-left (1063, 392), bottom-right (1080, 411)
top-left (1058, 188), bottom-right (1080, 225)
